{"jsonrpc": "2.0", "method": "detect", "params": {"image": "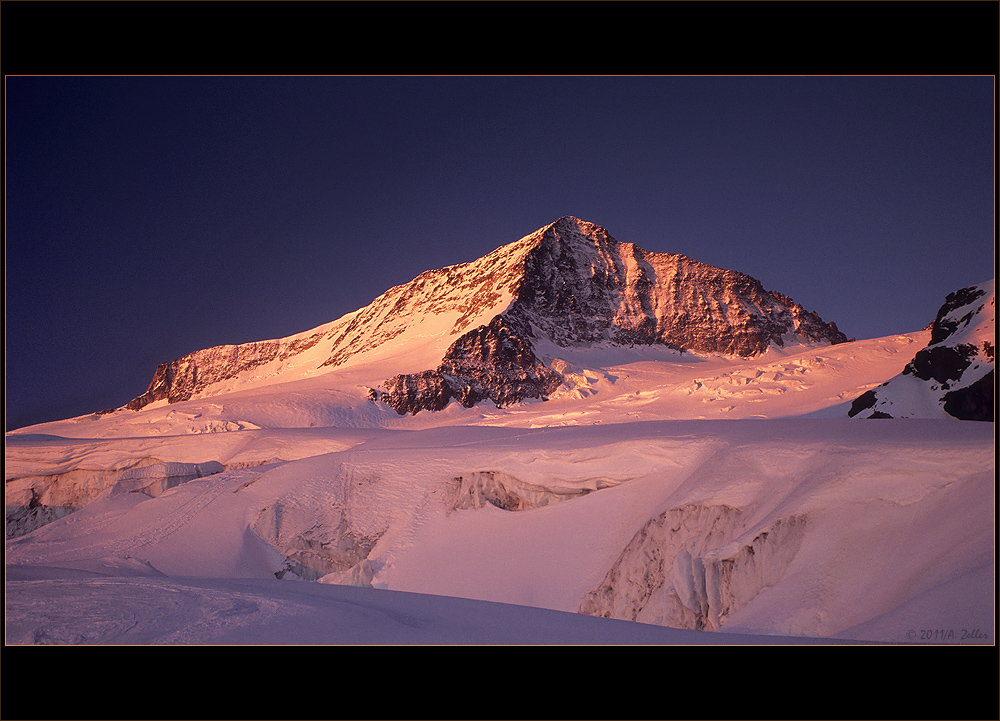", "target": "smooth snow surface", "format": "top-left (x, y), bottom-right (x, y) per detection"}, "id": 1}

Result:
top-left (6, 331), bottom-right (995, 645)
top-left (6, 564), bottom-right (856, 645)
